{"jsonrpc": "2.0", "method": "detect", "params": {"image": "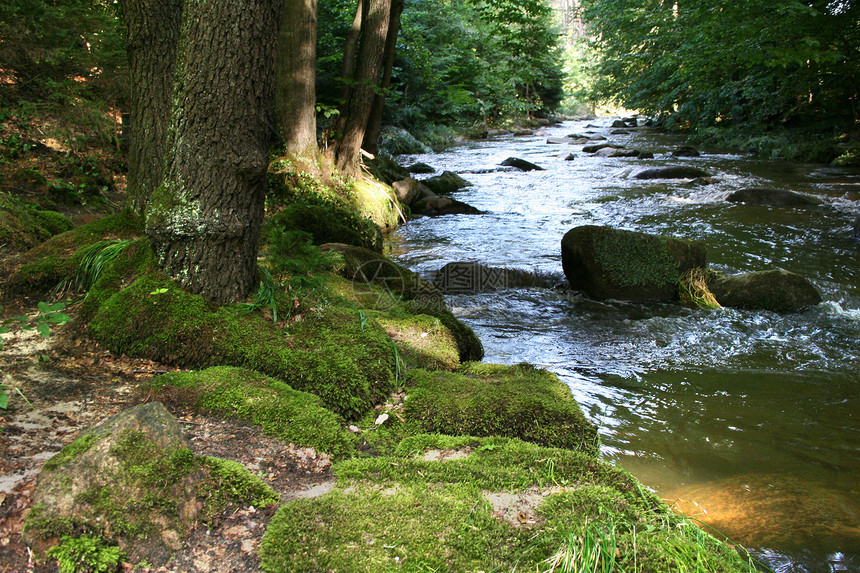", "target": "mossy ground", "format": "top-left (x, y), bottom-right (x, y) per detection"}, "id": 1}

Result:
top-left (0, 191), bottom-right (72, 254)
top-left (260, 434), bottom-right (756, 573)
top-left (146, 366), bottom-right (356, 458)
